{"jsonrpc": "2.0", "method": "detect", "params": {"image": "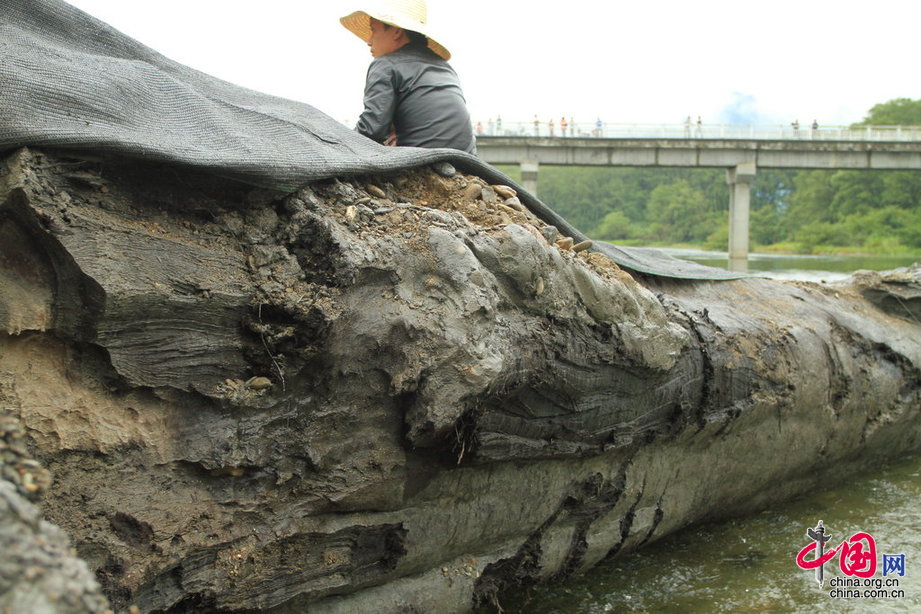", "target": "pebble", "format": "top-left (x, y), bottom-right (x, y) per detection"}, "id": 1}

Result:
top-left (535, 277), bottom-right (545, 296)
top-left (463, 182), bottom-right (483, 201)
top-left (432, 161), bottom-right (456, 177)
top-left (246, 376), bottom-right (273, 391)
top-left (492, 185), bottom-right (517, 199)
top-left (504, 196), bottom-right (525, 212)
top-left (556, 237), bottom-right (574, 251)
top-left (541, 225), bottom-right (560, 243)
top-left (573, 239), bottom-right (593, 252)
top-left (469, 270), bottom-right (486, 287)
top-left (480, 186), bottom-right (498, 204)
top-left (366, 184), bottom-right (386, 199)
